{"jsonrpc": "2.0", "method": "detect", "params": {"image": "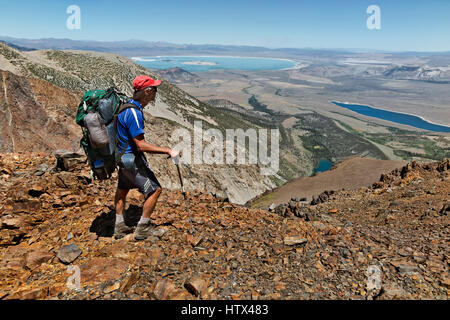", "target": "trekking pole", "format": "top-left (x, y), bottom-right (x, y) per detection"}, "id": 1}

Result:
top-left (170, 156), bottom-right (195, 233)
